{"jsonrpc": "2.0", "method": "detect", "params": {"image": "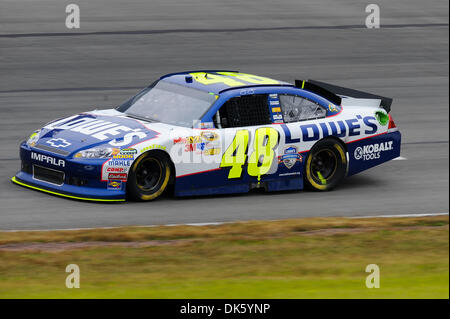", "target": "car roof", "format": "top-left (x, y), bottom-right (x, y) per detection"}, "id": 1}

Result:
top-left (159, 70), bottom-right (293, 94)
